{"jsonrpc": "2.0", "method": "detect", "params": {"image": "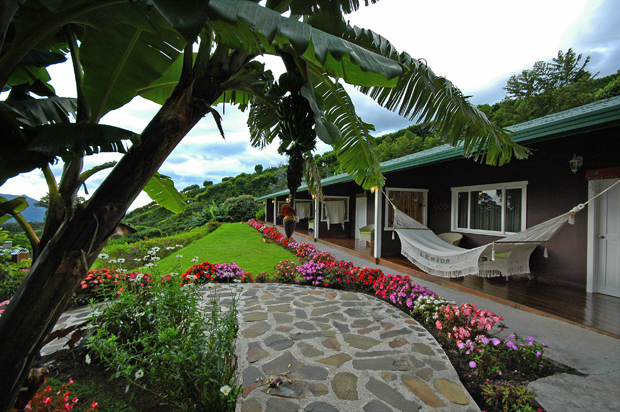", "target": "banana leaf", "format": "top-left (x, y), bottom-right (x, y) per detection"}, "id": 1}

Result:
top-left (142, 172), bottom-right (187, 214)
